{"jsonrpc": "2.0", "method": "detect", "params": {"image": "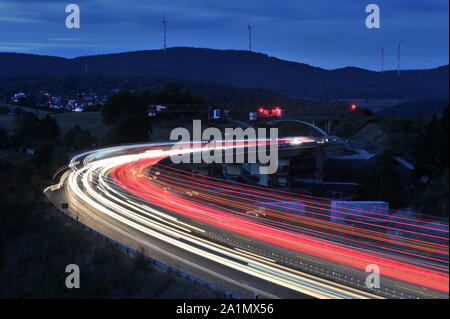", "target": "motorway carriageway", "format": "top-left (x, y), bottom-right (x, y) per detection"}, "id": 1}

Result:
top-left (47, 139), bottom-right (449, 299)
